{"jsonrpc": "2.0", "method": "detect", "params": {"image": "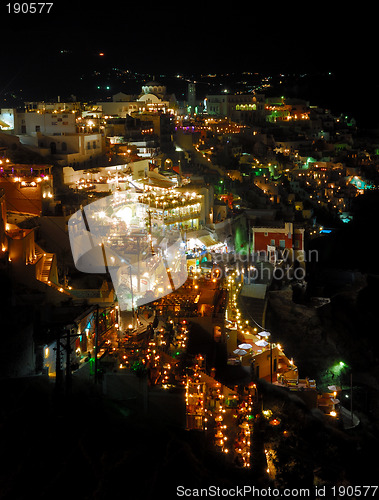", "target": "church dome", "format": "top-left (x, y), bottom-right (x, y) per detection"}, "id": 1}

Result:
top-left (141, 80), bottom-right (166, 97)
